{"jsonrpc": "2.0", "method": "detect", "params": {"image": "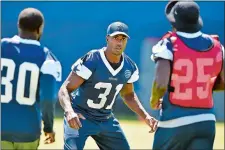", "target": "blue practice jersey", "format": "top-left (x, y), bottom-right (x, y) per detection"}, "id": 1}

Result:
top-left (151, 31), bottom-right (224, 127)
top-left (71, 47), bottom-right (139, 121)
top-left (1, 35), bottom-right (62, 142)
